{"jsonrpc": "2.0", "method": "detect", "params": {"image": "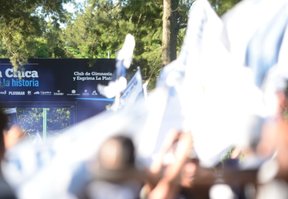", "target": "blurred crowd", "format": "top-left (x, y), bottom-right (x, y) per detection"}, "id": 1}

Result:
top-left (1, 81), bottom-right (288, 199)
top-left (2, 0), bottom-right (288, 198)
